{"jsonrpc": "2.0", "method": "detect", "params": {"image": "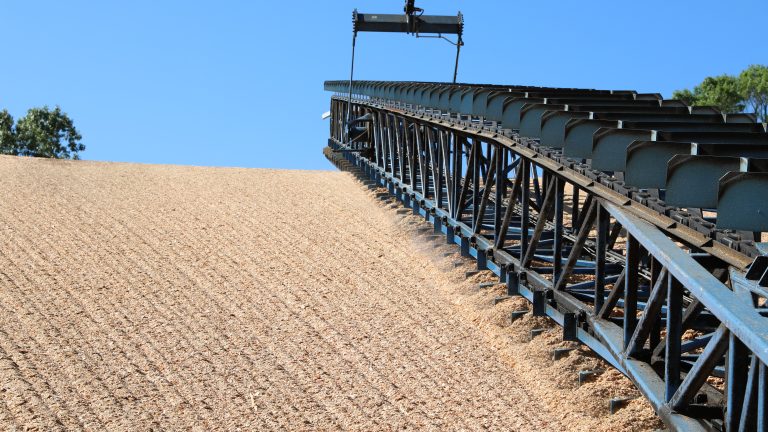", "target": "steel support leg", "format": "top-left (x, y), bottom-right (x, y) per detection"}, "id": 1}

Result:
top-left (665, 273), bottom-right (683, 402)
